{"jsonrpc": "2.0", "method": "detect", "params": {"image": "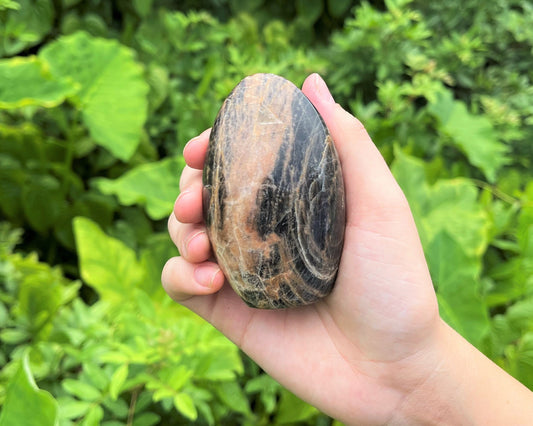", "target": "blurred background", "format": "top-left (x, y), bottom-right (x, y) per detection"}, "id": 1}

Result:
top-left (0, 0), bottom-right (532, 424)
